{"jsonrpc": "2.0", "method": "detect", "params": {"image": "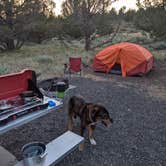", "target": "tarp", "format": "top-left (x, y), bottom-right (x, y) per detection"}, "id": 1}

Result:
top-left (93, 42), bottom-right (154, 77)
